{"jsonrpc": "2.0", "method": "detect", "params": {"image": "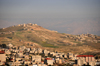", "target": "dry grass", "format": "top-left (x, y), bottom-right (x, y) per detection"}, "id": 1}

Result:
top-left (0, 24), bottom-right (100, 54)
